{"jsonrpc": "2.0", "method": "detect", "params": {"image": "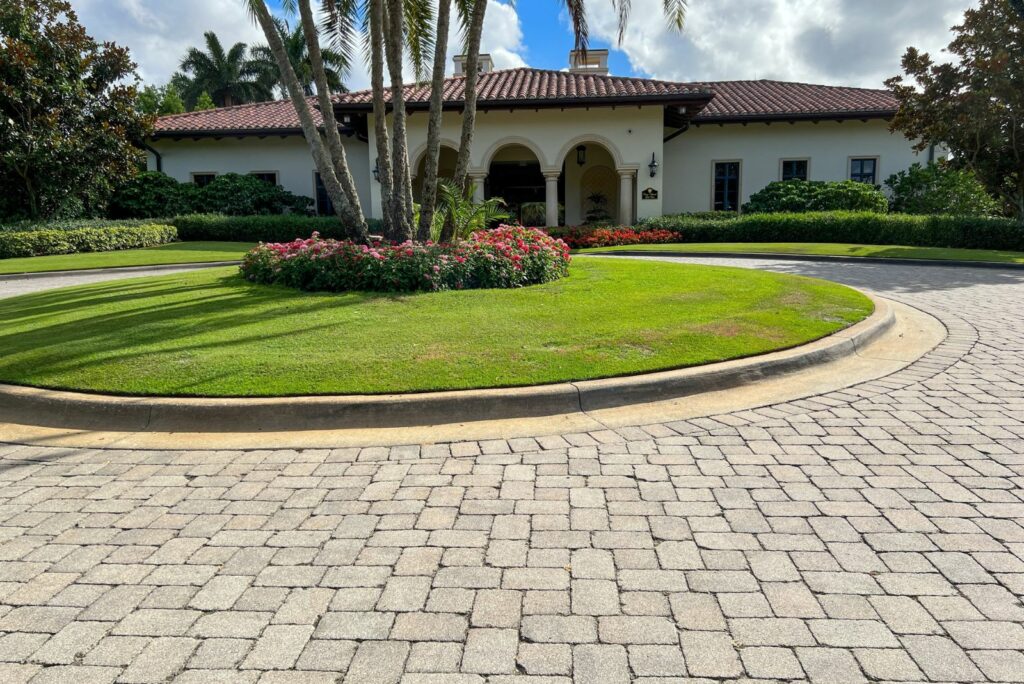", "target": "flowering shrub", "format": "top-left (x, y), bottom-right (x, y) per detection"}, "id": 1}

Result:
top-left (240, 225), bottom-right (571, 292)
top-left (559, 226), bottom-right (679, 249)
